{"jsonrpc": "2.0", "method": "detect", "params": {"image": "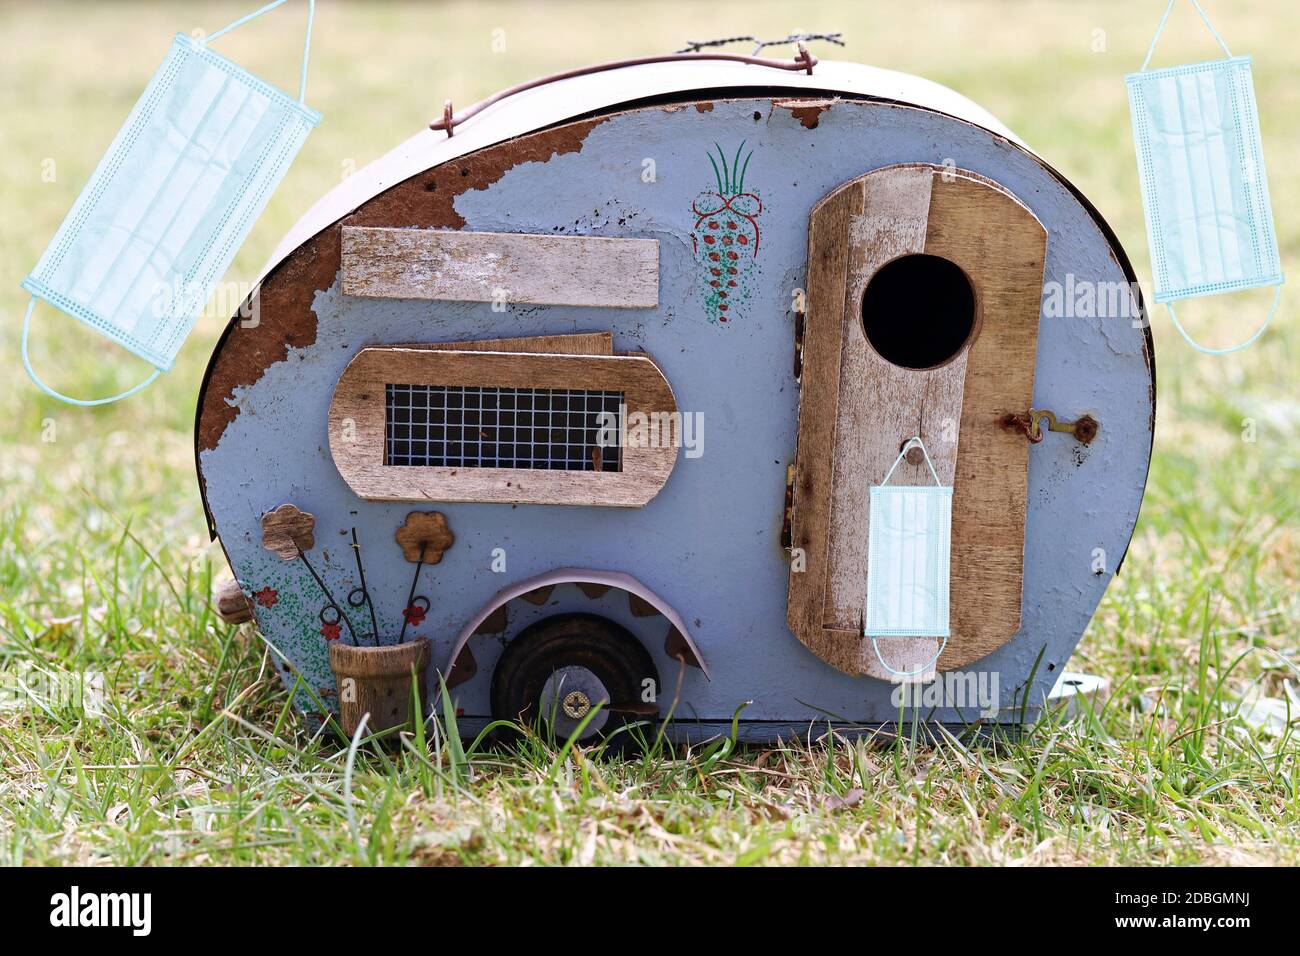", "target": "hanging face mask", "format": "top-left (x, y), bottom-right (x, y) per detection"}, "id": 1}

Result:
top-left (20, 0), bottom-right (319, 405)
top-left (864, 438), bottom-right (952, 679)
top-left (1126, 0), bottom-right (1283, 355)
